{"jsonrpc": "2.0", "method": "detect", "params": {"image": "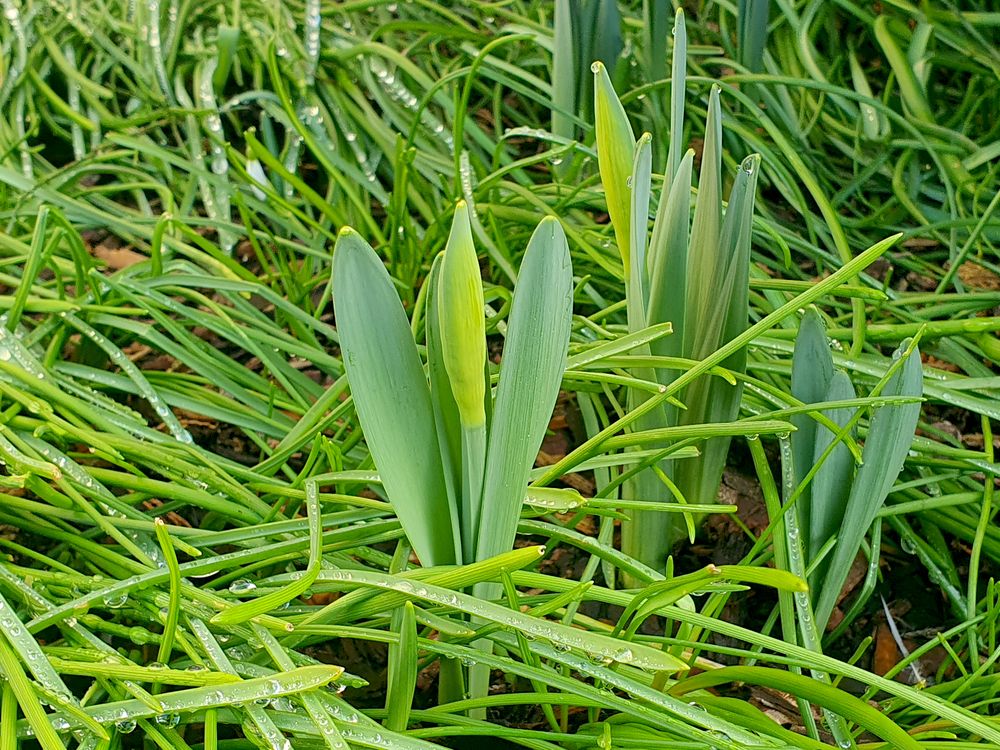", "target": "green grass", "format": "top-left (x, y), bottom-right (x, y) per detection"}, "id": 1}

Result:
top-left (0, 0), bottom-right (999, 748)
